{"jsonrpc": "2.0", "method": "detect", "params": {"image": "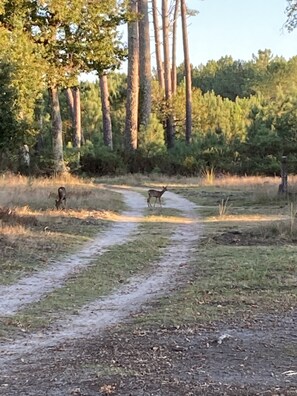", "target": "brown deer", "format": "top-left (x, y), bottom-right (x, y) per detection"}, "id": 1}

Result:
top-left (55, 186), bottom-right (67, 210)
top-left (147, 186), bottom-right (167, 208)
